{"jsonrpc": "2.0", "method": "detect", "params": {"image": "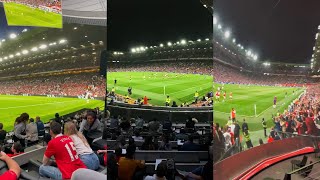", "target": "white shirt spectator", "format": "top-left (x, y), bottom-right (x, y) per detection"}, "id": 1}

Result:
top-left (70, 134), bottom-right (93, 155)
